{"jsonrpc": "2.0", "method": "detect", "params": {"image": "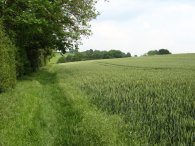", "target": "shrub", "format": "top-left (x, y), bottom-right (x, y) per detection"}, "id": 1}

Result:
top-left (0, 21), bottom-right (16, 92)
top-left (57, 56), bottom-right (67, 63)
